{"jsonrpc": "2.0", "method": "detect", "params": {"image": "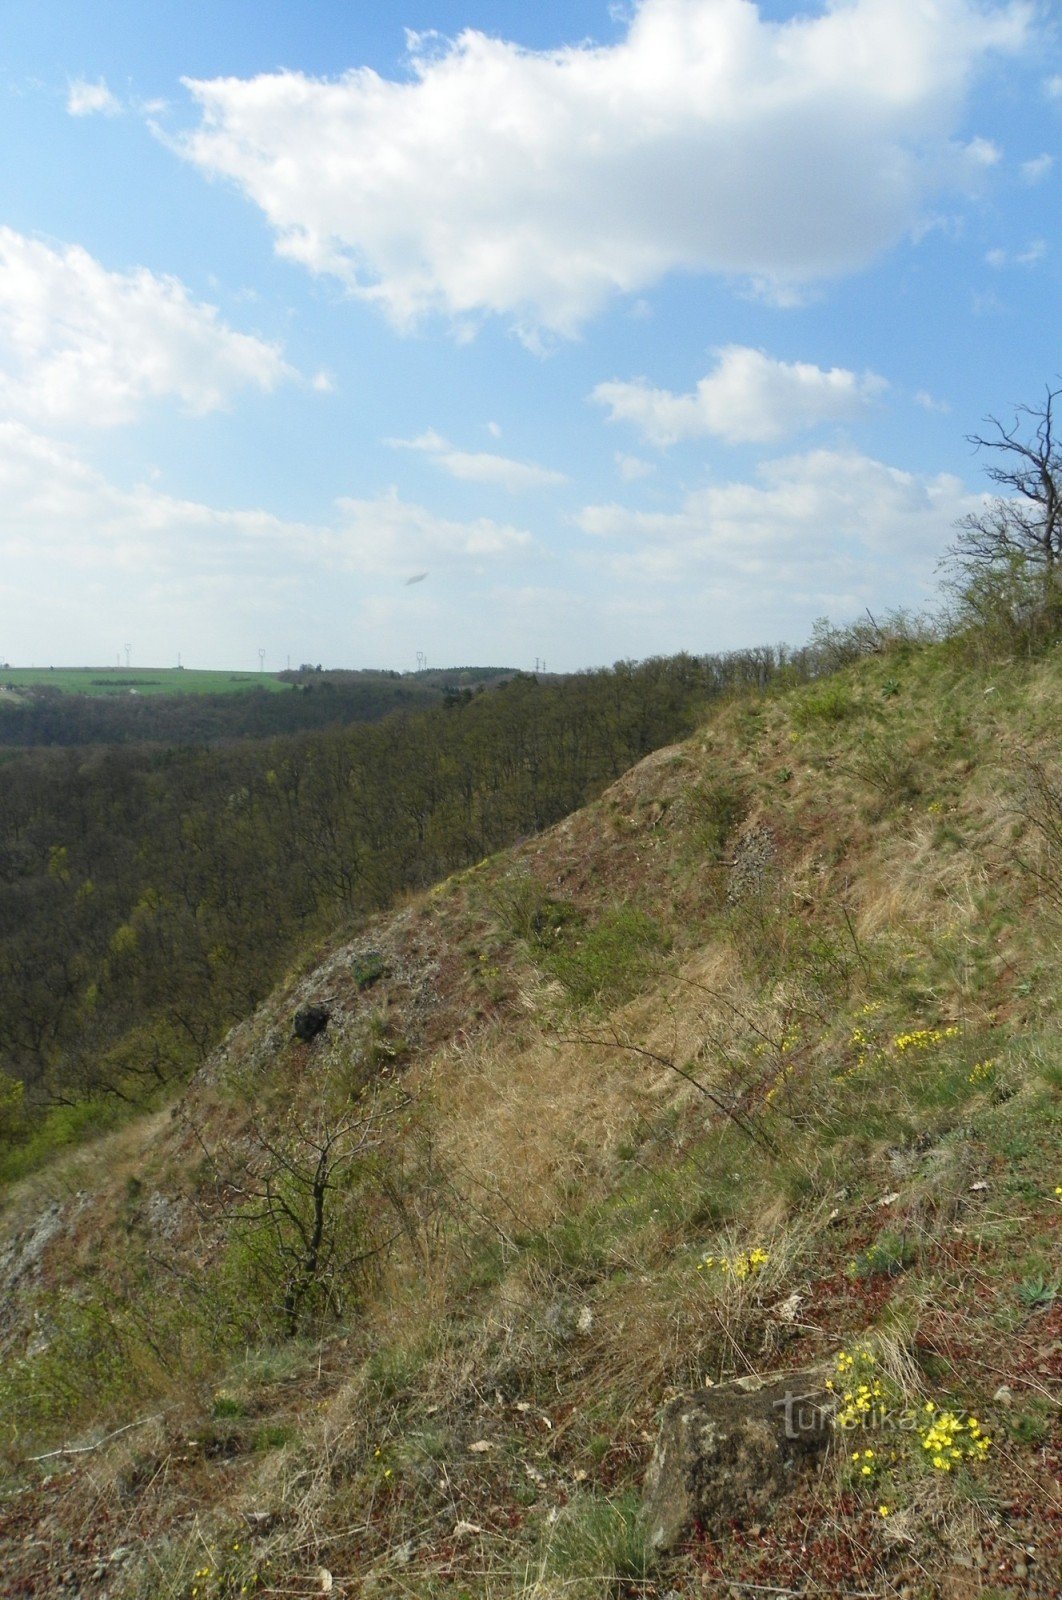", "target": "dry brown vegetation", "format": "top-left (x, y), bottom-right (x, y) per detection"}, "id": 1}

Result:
top-left (0, 629), bottom-right (1059, 1599)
